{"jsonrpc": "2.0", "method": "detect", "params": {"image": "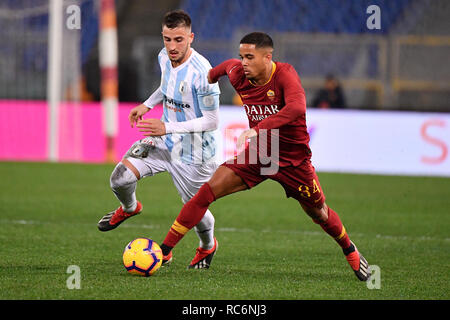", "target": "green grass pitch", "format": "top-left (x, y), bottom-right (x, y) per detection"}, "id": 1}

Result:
top-left (0, 161), bottom-right (449, 300)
